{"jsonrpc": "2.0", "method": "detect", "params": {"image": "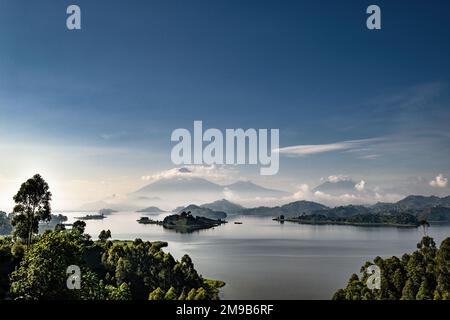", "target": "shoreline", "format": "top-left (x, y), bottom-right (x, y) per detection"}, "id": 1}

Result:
top-left (273, 218), bottom-right (419, 228)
